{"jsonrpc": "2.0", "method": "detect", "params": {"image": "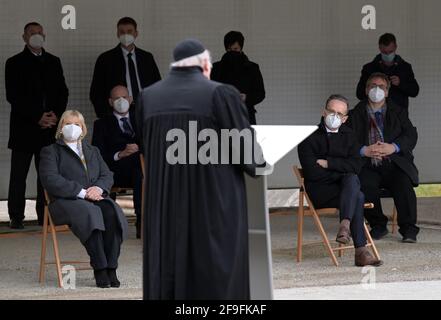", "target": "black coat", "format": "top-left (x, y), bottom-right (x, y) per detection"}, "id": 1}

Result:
top-left (347, 100), bottom-right (419, 186)
top-left (91, 110), bottom-right (140, 186)
top-left (298, 122), bottom-right (363, 207)
top-left (5, 46), bottom-right (69, 151)
top-left (90, 45), bottom-right (161, 118)
top-left (137, 67), bottom-right (263, 300)
top-left (211, 52), bottom-right (265, 124)
top-left (39, 140), bottom-right (128, 243)
top-left (356, 54), bottom-right (419, 109)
